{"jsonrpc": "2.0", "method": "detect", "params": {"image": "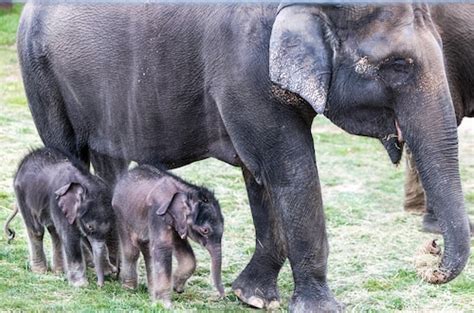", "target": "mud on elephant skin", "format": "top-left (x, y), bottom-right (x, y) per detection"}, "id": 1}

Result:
top-left (6, 148), bottom-right (117, 287)
top-left (112, 165), bottom-right (224, 308)
top-left (17, 2), bottom-right (471, 311)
